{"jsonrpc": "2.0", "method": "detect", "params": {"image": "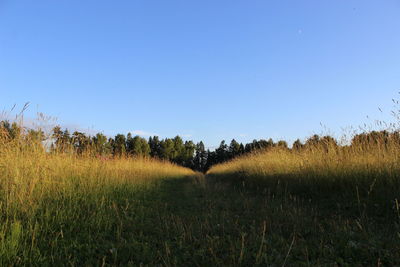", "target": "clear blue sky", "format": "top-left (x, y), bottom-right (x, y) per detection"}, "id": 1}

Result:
top-left (1, 1), bottom-right (400, 147)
